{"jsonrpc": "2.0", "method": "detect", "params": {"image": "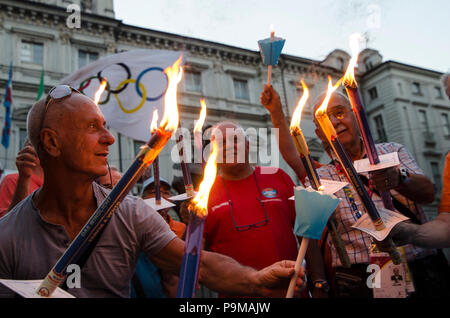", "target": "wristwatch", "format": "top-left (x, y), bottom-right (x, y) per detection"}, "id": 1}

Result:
top-left (399, 168), bottom-right (410, 184)
top-left (313, 280), bottom-right (330, 293)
